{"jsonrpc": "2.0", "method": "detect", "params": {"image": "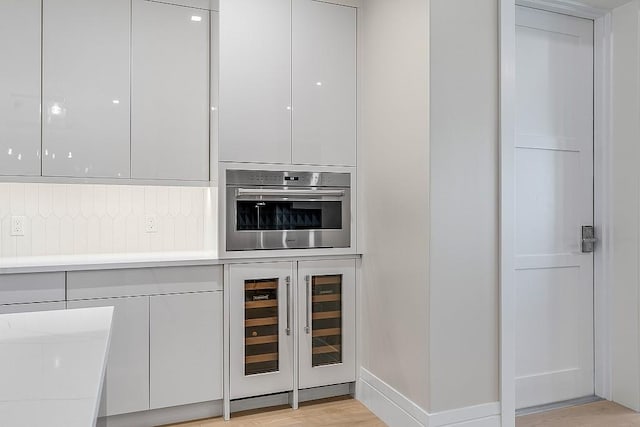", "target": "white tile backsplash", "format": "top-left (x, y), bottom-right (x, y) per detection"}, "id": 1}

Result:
top-left (0, 183), bottom-right (216, 258)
